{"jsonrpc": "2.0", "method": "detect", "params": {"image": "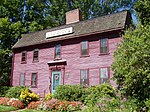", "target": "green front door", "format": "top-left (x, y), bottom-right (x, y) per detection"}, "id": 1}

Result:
top-left (52, 71), bottom-right (61, 93)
